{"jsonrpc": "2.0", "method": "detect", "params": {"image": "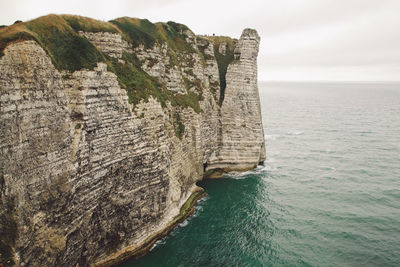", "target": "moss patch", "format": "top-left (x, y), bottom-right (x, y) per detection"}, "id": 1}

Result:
top-left (172, 91), bottom-right (202, 113)
top-left (107, 52), bottom-right (165, 106)
top-left (173, 112), bottom-right (185, 139)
